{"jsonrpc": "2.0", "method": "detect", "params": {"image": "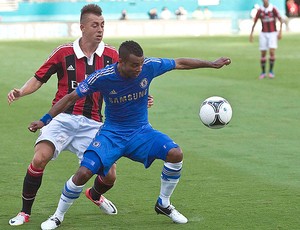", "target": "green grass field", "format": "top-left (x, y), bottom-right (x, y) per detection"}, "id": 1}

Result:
top-left (1, 34), bottom-right (300, 230)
